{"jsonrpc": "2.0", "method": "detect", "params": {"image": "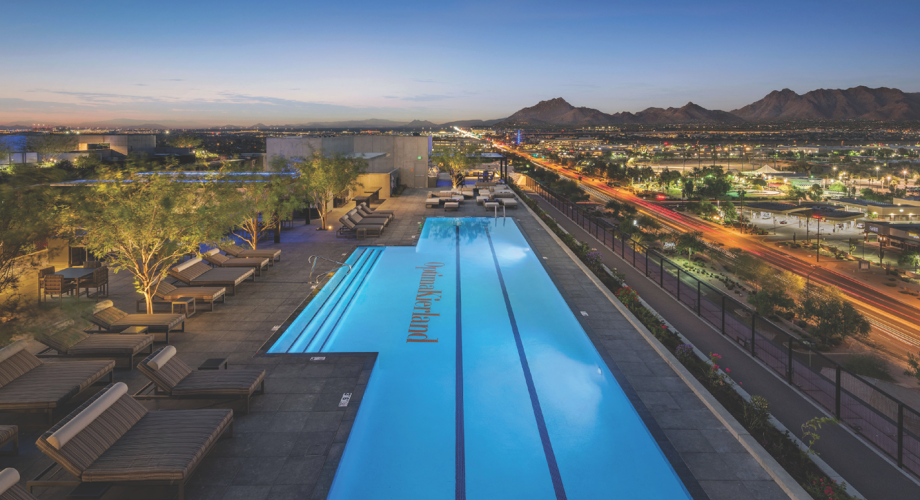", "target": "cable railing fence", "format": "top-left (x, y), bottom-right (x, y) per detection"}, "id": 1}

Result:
top-left (520, 175), bottom-right (920, 477)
